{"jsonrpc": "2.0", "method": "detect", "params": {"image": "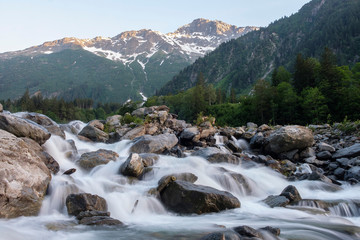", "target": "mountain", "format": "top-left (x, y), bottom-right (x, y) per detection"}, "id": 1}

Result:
top-left (0, 19), bottom-right (258, 103)
top-left (159, 0), bottom-right (360, 95)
